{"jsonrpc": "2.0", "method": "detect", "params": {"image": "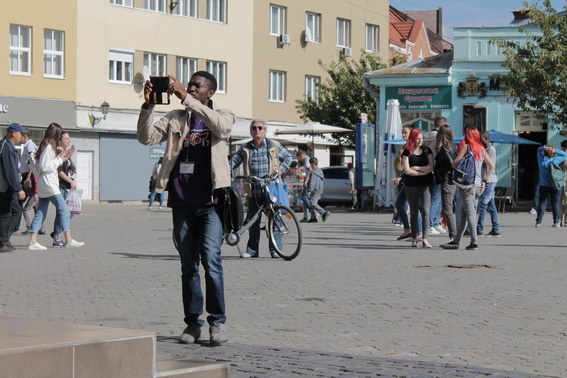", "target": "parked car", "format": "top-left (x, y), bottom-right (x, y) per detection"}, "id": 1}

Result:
top-left (319, 166), bottom-right (352, 207)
